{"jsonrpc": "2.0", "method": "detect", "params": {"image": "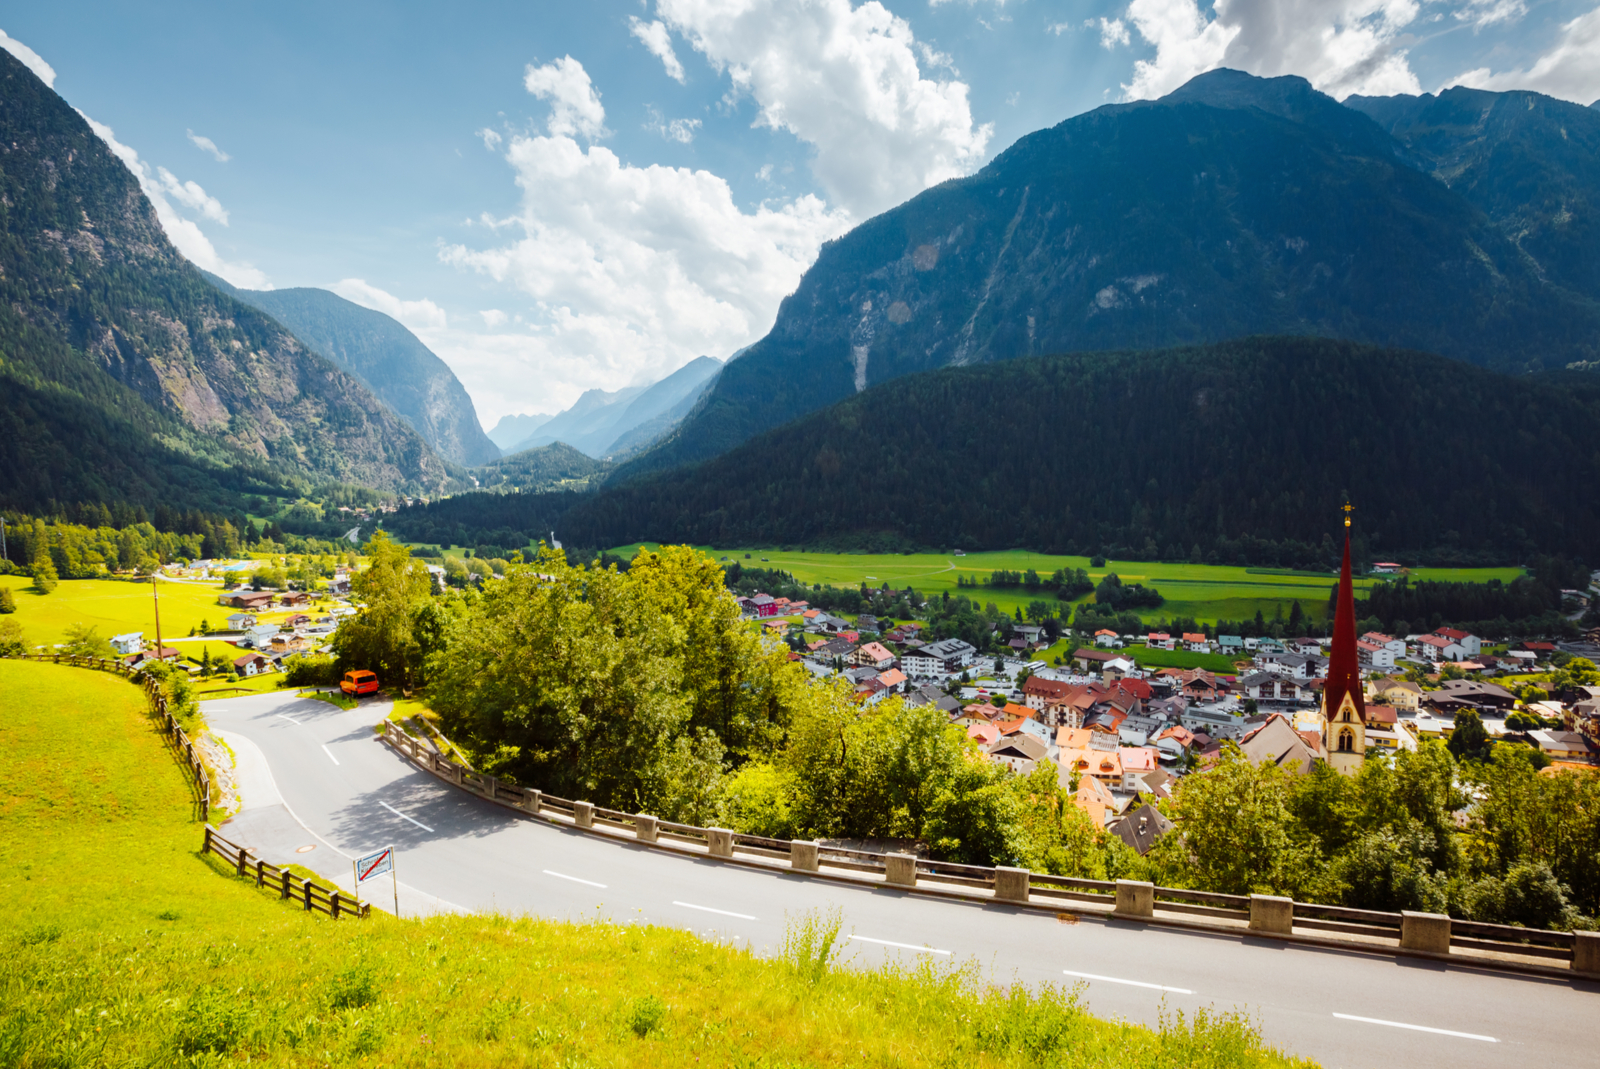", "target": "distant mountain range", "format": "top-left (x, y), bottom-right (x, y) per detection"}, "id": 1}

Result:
top-left (558, 337), bottom-right (1600, 564)
top-left (619, 69), bottom-right (1600, 479)
top-left (500, 355), bottom-right (721, 459)
top-left (0, 49), bottom-right (451, 513)
top-left (204, 276), bottom-right (500, 468)
top-left (487, 412), bottom-right (551, 451)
